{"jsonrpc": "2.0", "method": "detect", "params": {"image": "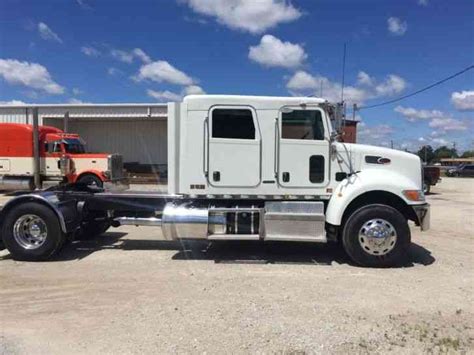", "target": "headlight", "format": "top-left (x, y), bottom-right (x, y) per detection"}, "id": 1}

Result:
top-left (403, 190), bottom-right (425, 202)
